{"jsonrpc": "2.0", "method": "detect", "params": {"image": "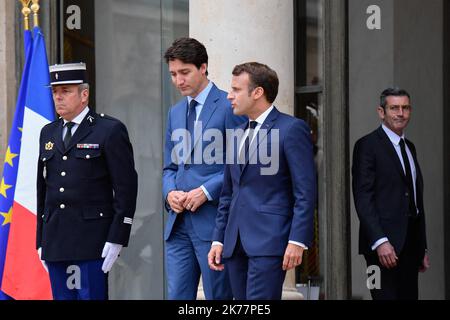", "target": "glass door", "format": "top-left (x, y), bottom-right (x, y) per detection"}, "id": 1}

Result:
top-left (58, 0), bottom-right (188, 299)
